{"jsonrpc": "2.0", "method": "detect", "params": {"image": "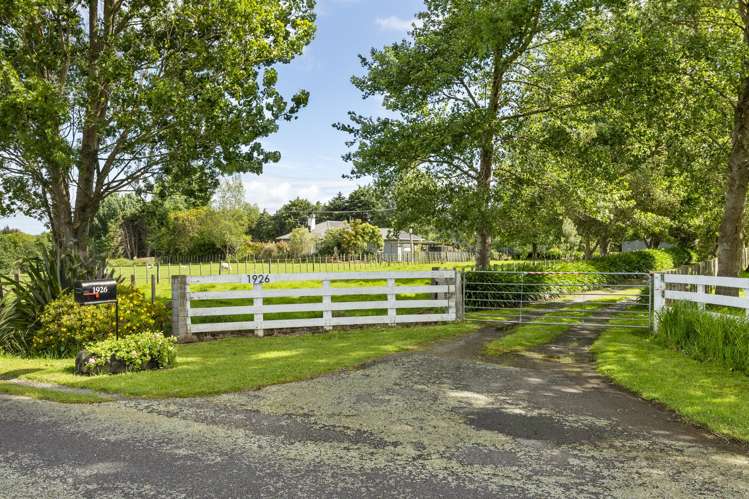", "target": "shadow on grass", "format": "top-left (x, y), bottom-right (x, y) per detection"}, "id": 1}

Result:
top-left (0, 368), bottom-right (43, 380)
